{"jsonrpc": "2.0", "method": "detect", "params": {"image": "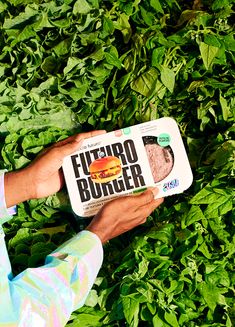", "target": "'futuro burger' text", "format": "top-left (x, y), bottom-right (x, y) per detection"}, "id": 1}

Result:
top-left (70, 140), bottom-right (146, 202)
